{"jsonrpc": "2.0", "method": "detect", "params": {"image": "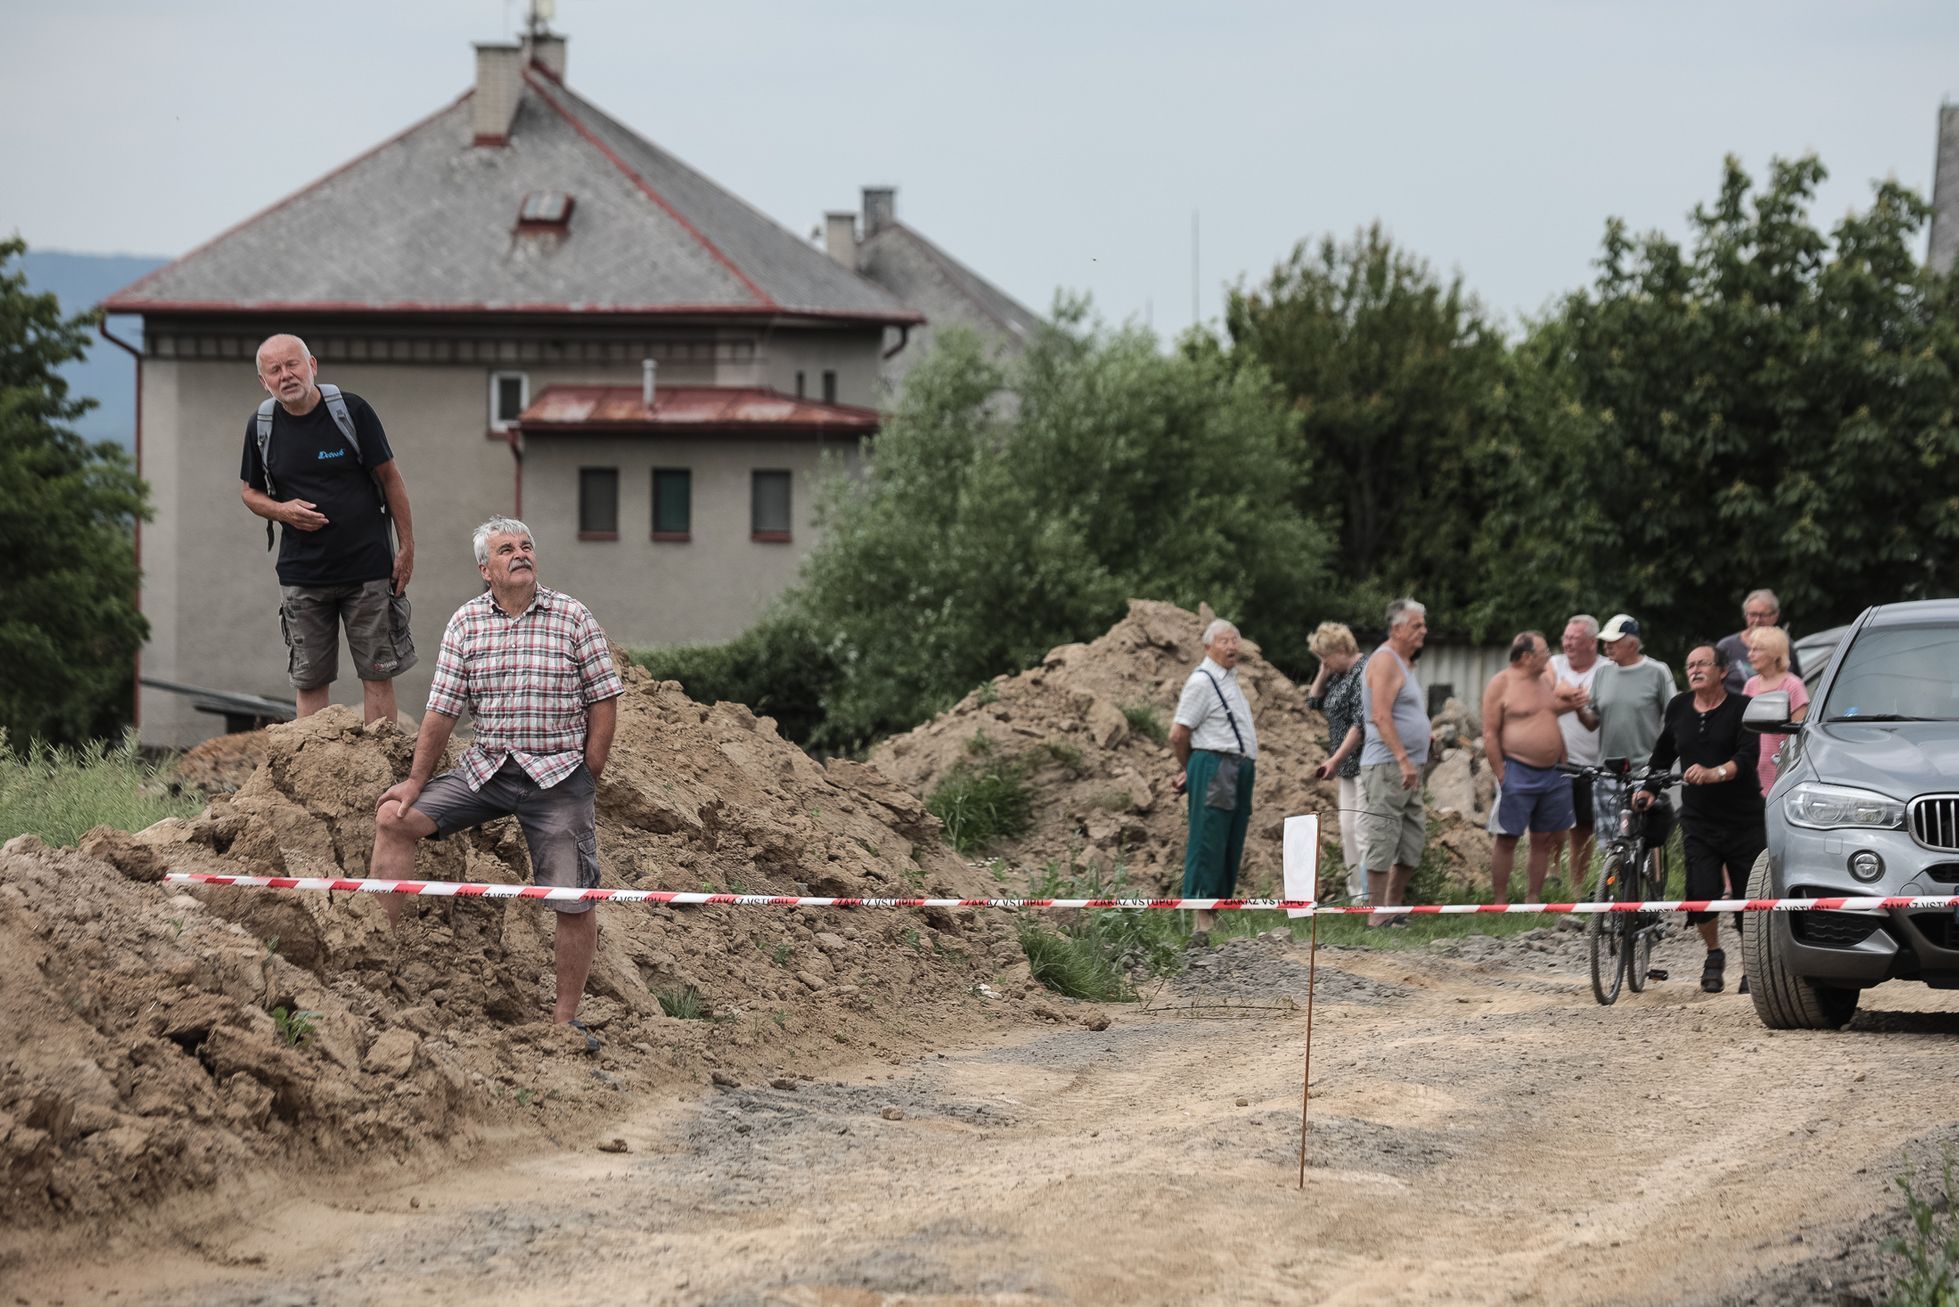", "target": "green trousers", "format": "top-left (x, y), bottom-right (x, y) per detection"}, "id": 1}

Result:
top-left (1182, 751), bottom-right (1255, 898)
